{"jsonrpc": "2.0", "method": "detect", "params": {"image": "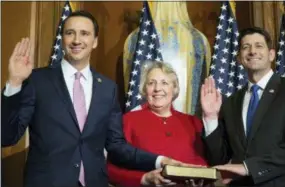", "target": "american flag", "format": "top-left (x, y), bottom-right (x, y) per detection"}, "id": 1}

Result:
top-left (276, 13), bottom-right (285, 77)
top-left (210, 1), bottom-right (247, 97)
top-left (49, 1), bottom-right (72, 67)
top-left (125, 1), bottom-right (163, 111)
